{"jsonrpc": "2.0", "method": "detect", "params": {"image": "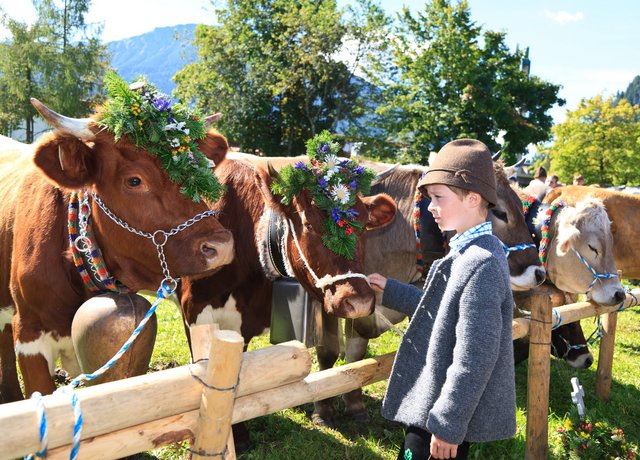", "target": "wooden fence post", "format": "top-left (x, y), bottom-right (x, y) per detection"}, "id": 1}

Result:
top-left (190, 327), bottom-right (243, 460)
top-left (595, 311), bottom-right (618, 401)
top-left (524, 287), bottom-right (553, 460)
